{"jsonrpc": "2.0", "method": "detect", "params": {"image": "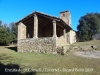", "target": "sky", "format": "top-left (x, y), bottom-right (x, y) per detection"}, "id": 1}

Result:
top-left (0, 0), bottom-right (100, 31)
